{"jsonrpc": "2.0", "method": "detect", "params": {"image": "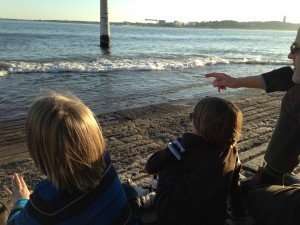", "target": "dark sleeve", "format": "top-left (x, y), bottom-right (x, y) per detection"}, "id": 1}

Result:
top-left (145, 149), bottom-right (175, 174)
top-left (262, 66), bottom-right (294, 93)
